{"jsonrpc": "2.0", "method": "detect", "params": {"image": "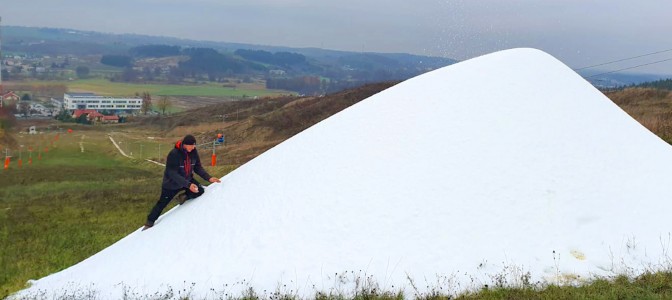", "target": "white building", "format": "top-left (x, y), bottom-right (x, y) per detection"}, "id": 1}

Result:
top-left (63, 93), bottom-right (143, 112)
